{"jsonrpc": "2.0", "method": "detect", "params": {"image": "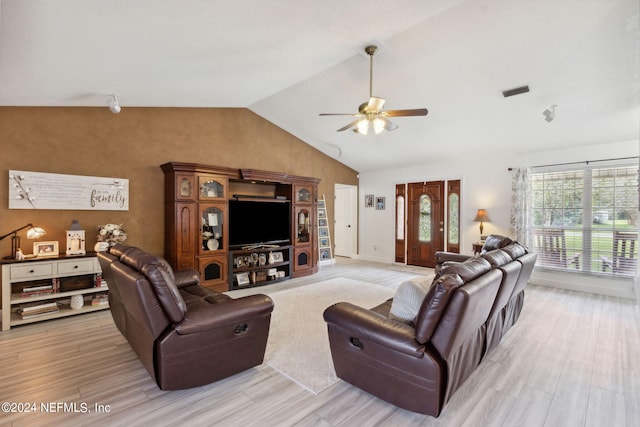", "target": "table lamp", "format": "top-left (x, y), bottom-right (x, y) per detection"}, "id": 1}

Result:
top-left (0, 223), bottom-right (47, 259)
top-left (474, 209), bottom-right (490, 239)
